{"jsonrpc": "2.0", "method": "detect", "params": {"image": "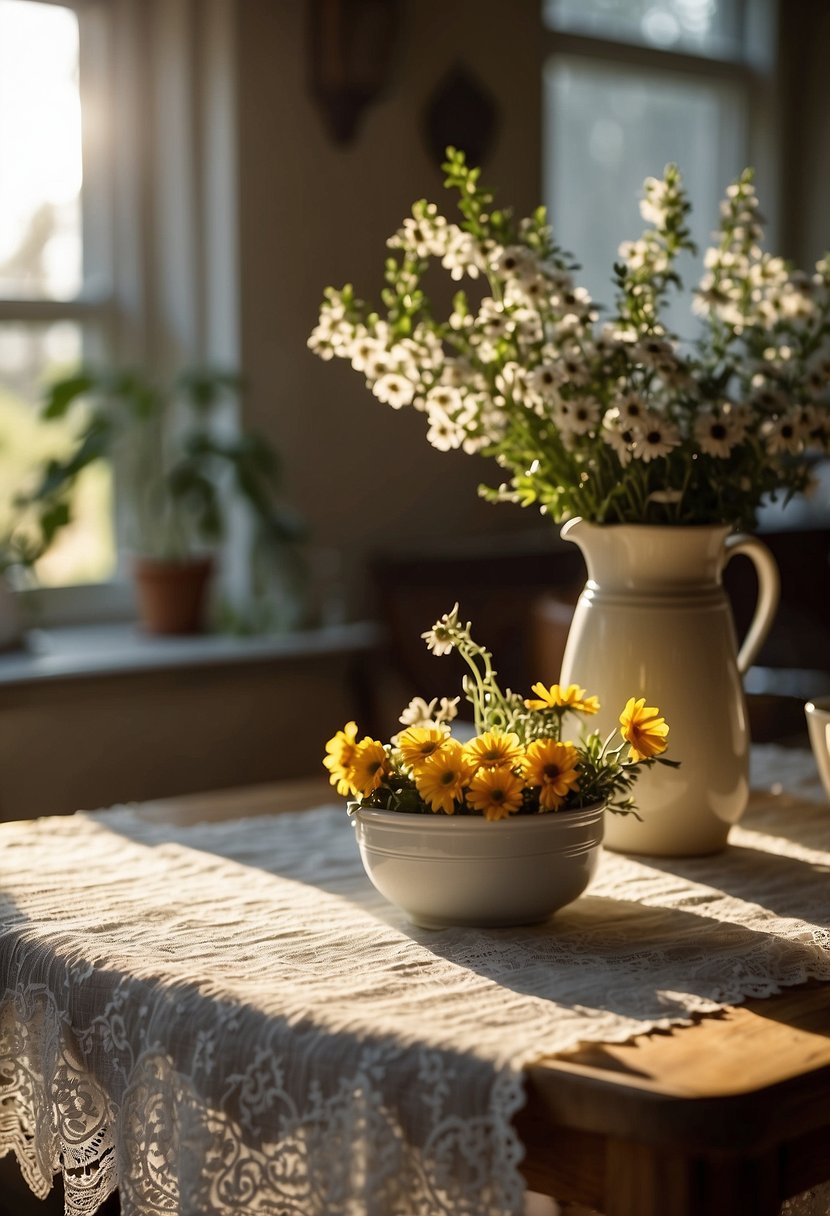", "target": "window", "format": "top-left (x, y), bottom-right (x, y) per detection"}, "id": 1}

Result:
top-left (0, 0), bottom-right (241, 625)
top-left (0, 0), bottom-right (116, 593)
top-left (542, 0), bottom-right (777, 335)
